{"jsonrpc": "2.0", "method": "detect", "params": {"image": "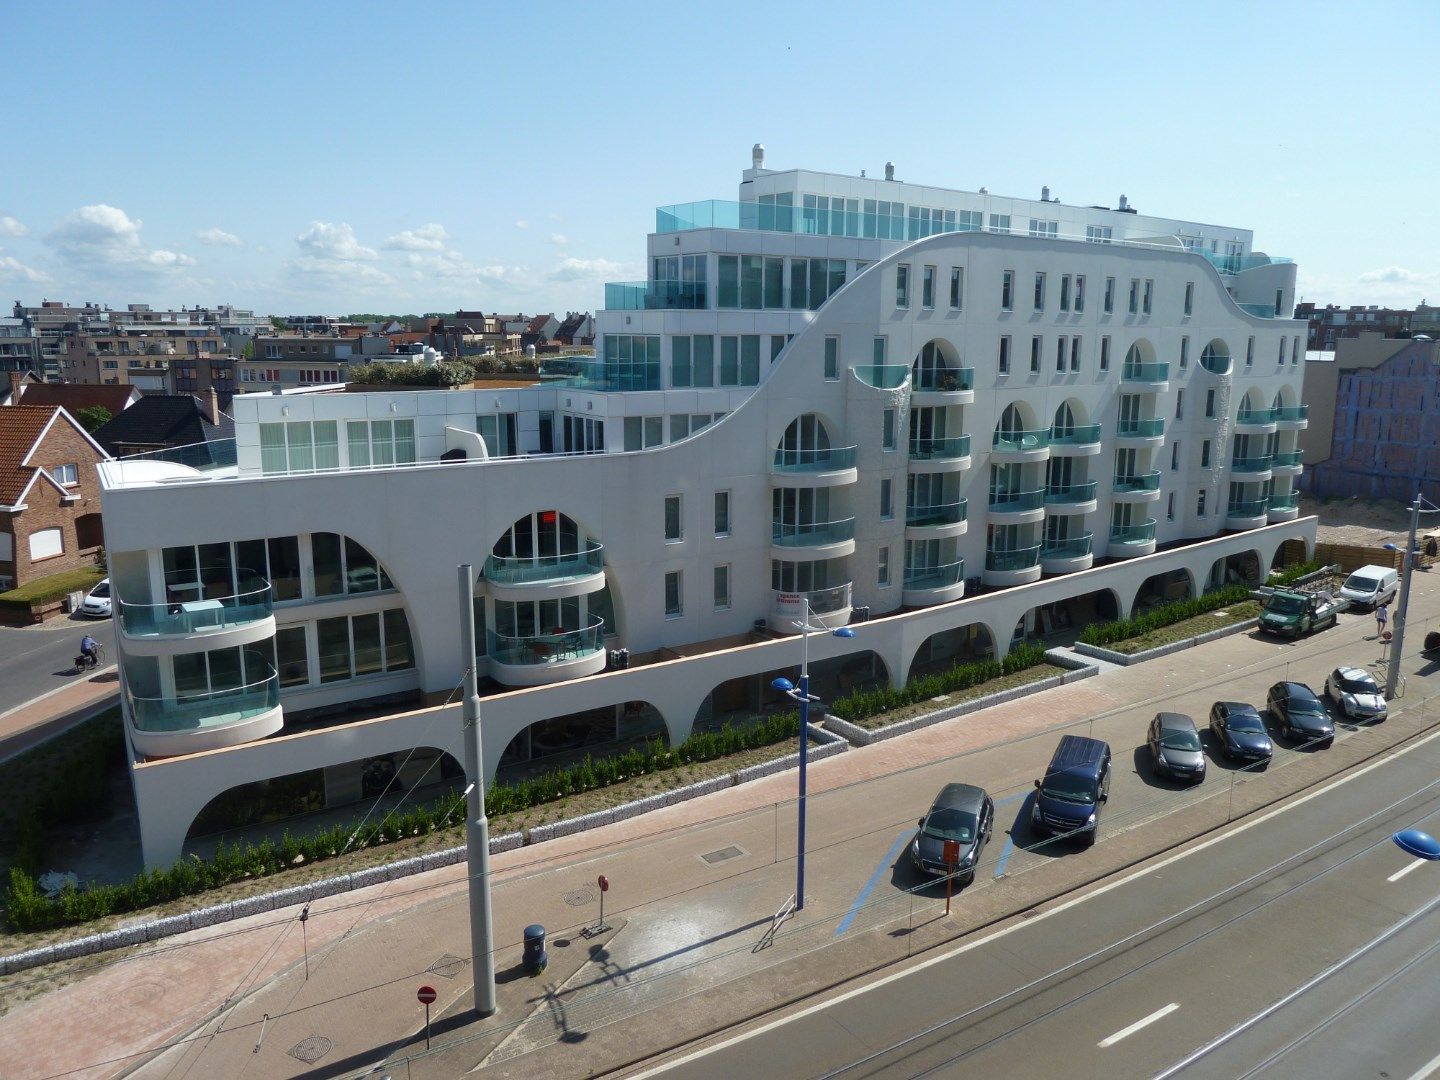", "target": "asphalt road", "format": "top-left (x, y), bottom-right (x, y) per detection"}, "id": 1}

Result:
top-left (646, 700), bottom-right (1440, 1079)
top-left (0, 612), bottom-right (115, 714)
